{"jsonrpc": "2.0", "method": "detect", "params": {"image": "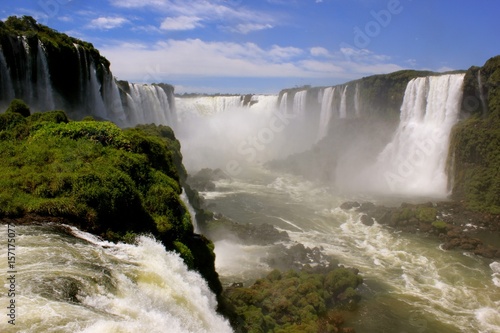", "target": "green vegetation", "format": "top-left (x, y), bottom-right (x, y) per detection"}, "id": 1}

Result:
top-left (0, 99), bottom-right (222, 296)
top-left (225, 267), bottom-right (362, 333)
top-left (449, 56), bottom-right (500, 214)
top-left (431, 220), bottom-right (448, 231)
